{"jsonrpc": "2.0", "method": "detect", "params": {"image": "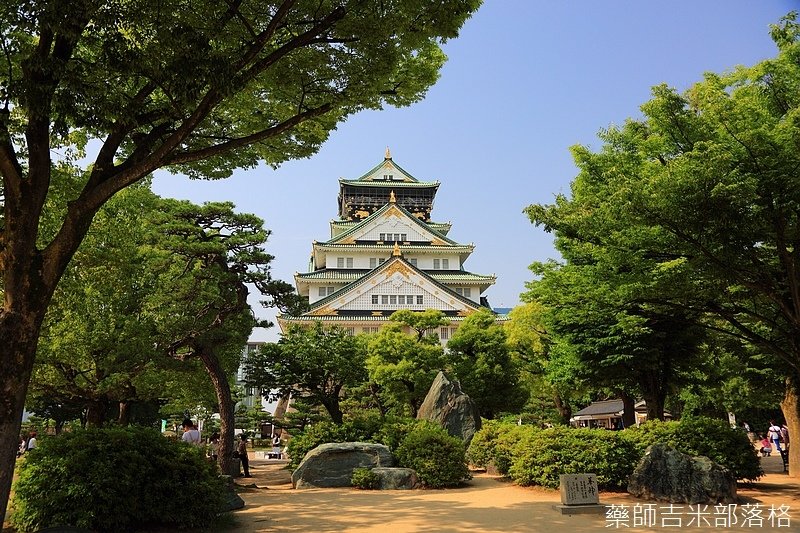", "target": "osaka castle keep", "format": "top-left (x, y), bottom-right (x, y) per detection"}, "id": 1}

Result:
top-left (277, 149), bottom-right (499, 338)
